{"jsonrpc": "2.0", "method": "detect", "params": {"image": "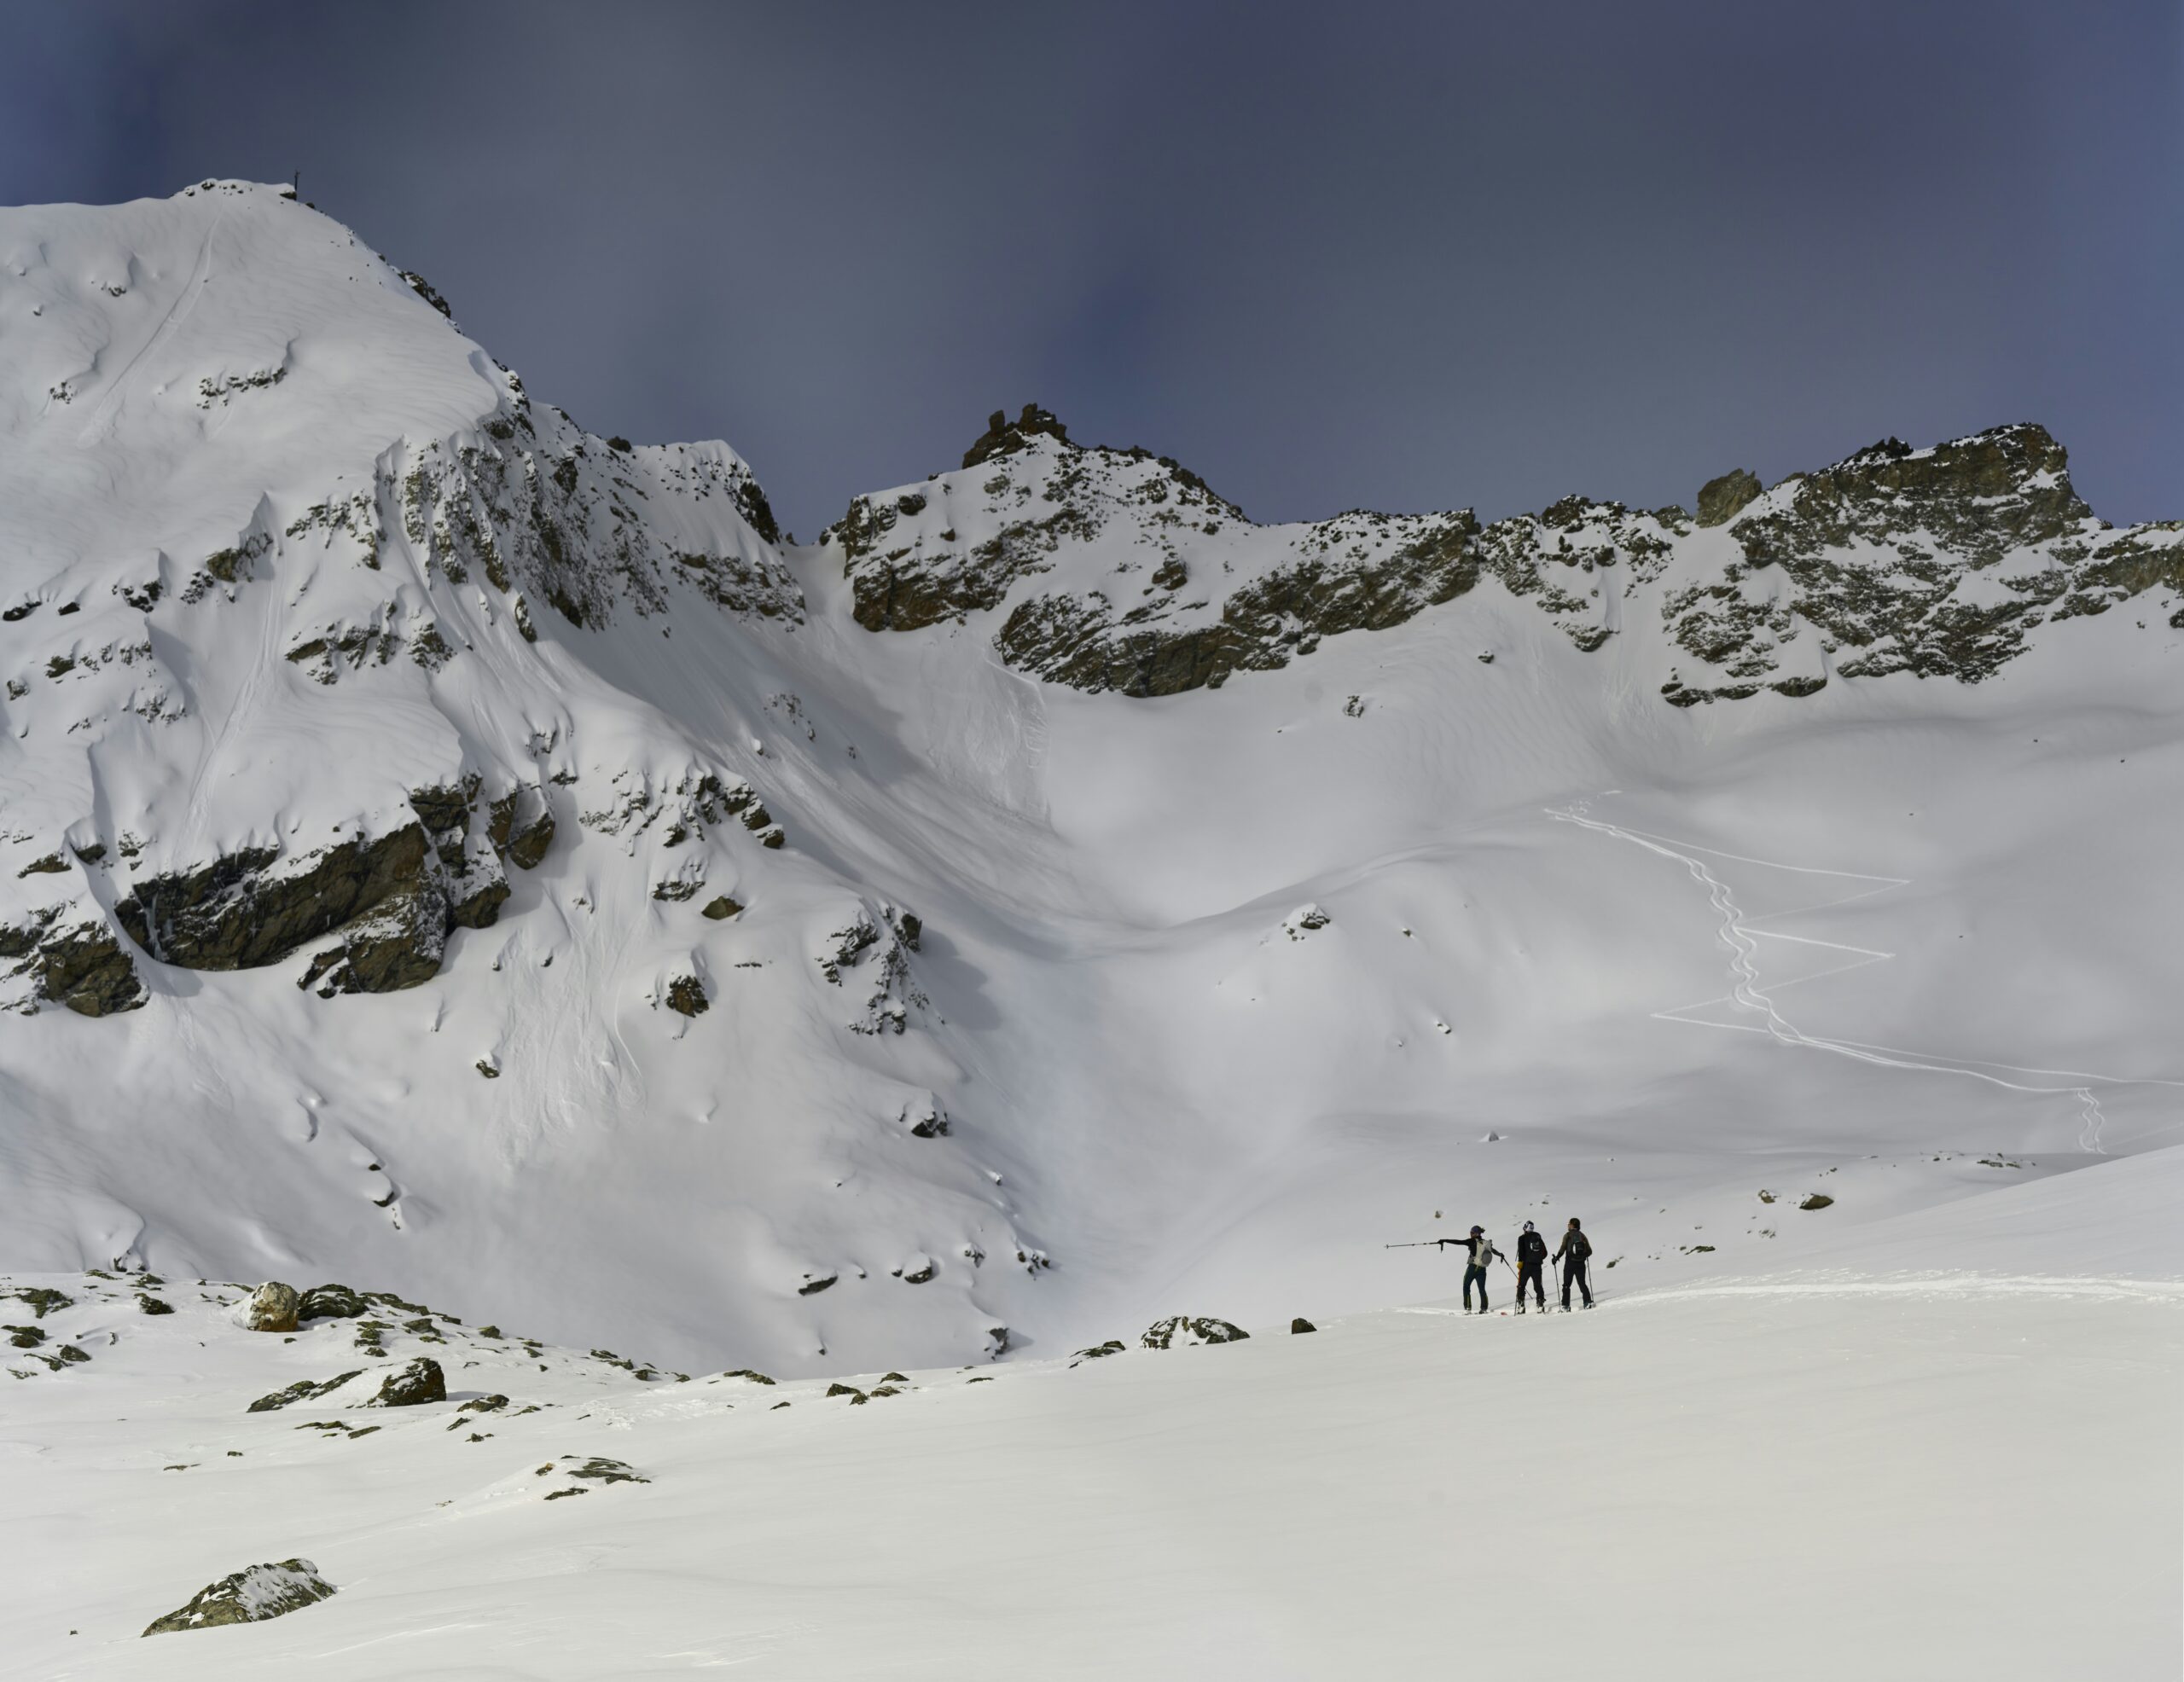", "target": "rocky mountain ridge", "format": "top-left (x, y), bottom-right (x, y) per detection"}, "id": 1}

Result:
top-left (824, 403), bottom-right (2184, 704)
